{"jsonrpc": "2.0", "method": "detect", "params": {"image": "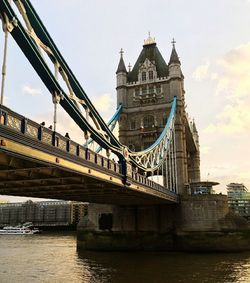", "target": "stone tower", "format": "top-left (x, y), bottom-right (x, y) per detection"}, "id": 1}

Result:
top-left (116, 35), bottom-right (200, 193)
